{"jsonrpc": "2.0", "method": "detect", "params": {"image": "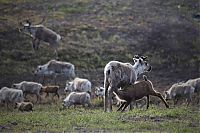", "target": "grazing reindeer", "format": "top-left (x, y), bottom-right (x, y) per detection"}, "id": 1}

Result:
top-left (19, 19), bottom-right (61, 58)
